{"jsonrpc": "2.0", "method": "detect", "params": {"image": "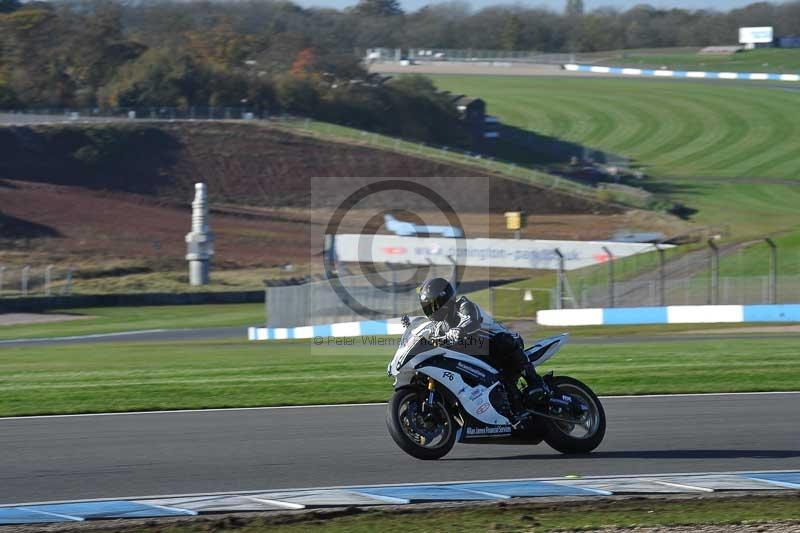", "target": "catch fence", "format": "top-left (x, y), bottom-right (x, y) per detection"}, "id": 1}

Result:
top-left (0, 265), bottom-right (74, 297)
top-left (266, 266), bottom-right (452, 328)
